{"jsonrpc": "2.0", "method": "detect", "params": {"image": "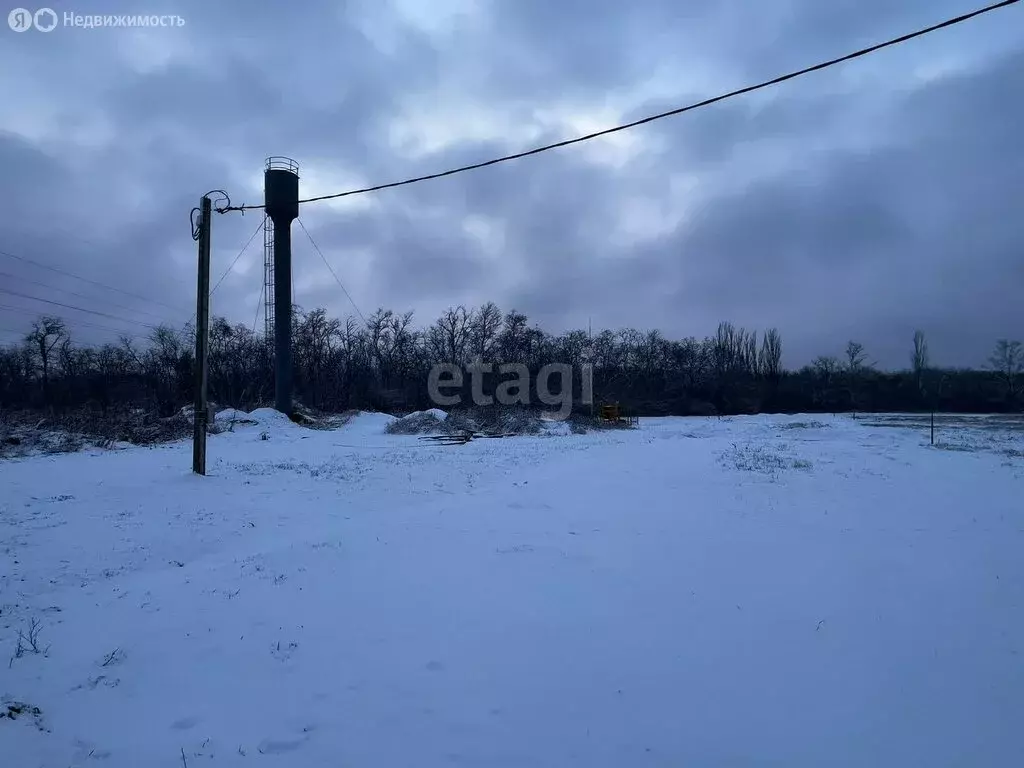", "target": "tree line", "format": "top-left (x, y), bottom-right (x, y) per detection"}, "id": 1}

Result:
top-left (0, 304), bottom-right (1021, 417)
